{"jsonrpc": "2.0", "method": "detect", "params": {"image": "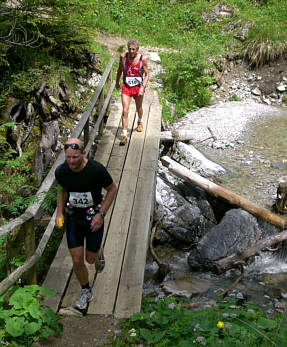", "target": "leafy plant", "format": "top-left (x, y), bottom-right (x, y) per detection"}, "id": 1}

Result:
top-left (228, 94), bottom-right (242, 102)
top-left (161, 48), bottom-right (214, 117)
top-left (112, 297), bottom-right (287, 346)
top-left (0, 285), bottom-right (62, 346)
